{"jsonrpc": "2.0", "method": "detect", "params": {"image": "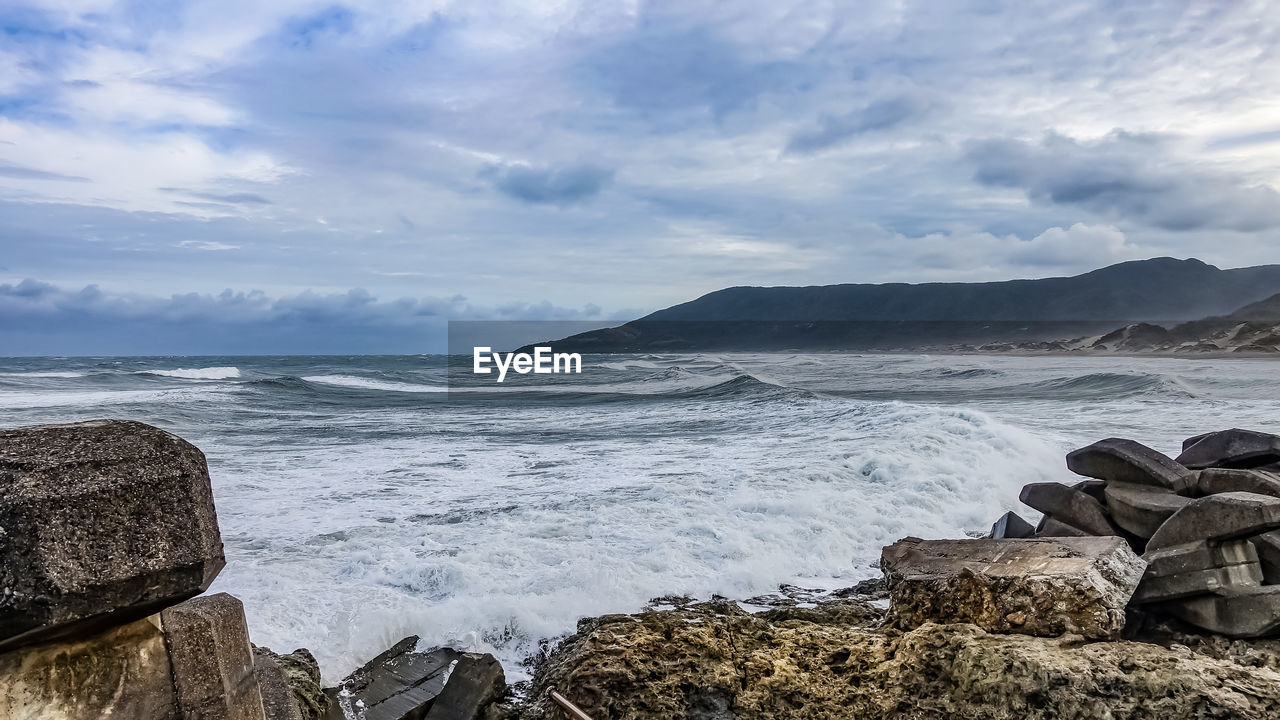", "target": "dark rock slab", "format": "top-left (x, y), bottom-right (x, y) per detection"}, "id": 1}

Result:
top-left (0, 419), bottom-right (225, 651)
top-left (1176, 428), bottom-right (1280, 470)
top-left (1132, 563), bottom-right (1262, 604)
top-left (423, 653), bottom-right (505, 720)
top-left (1104, 481), bottom-right (1192, 538)
top-left (1034, 516), bottom-right (1088, 537)
top-left (1020, 482), bottom-right (1118, 536)
top-left (1250, 531), bottom-right (1280, 585)
top-left (323, 637), bottom-right (460, 720)
top-left (1073, 479), bottom-right (1108, 503)
top-left (1161, 585), bottom-right (1280, 637)
top-left (989, 511), bottom-right (1035, 539)
top-left (1197, 467), bottom-right (1280, 498)
top-left (881, 536), bottom-right (1145, 639)
top-left (162, 593), bottom-right (266, 720)
top-left (1066, 438), bottom-right (1196, 494)
top-left (1147, 491), bottom-right (1280, 550)
top-left (1143, 539), bottom-right (1258, 578)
